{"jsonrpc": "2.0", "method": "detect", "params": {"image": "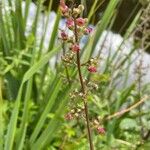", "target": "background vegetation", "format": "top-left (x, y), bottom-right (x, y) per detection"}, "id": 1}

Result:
top-left (0, 0), bottom-right (150, 149)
